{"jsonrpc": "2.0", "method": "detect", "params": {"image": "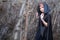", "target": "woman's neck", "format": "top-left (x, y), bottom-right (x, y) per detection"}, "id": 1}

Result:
top-left (42, 13), bottom-right (44, 14)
